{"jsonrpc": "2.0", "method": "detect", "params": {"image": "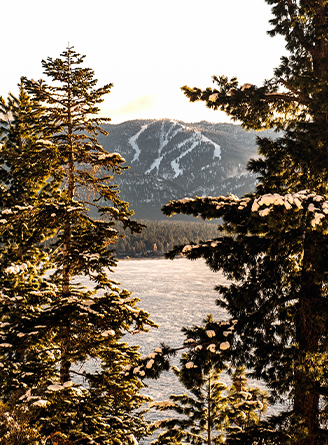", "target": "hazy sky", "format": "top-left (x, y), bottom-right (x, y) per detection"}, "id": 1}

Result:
top-left (3, 0), bottom-right (287, 124)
